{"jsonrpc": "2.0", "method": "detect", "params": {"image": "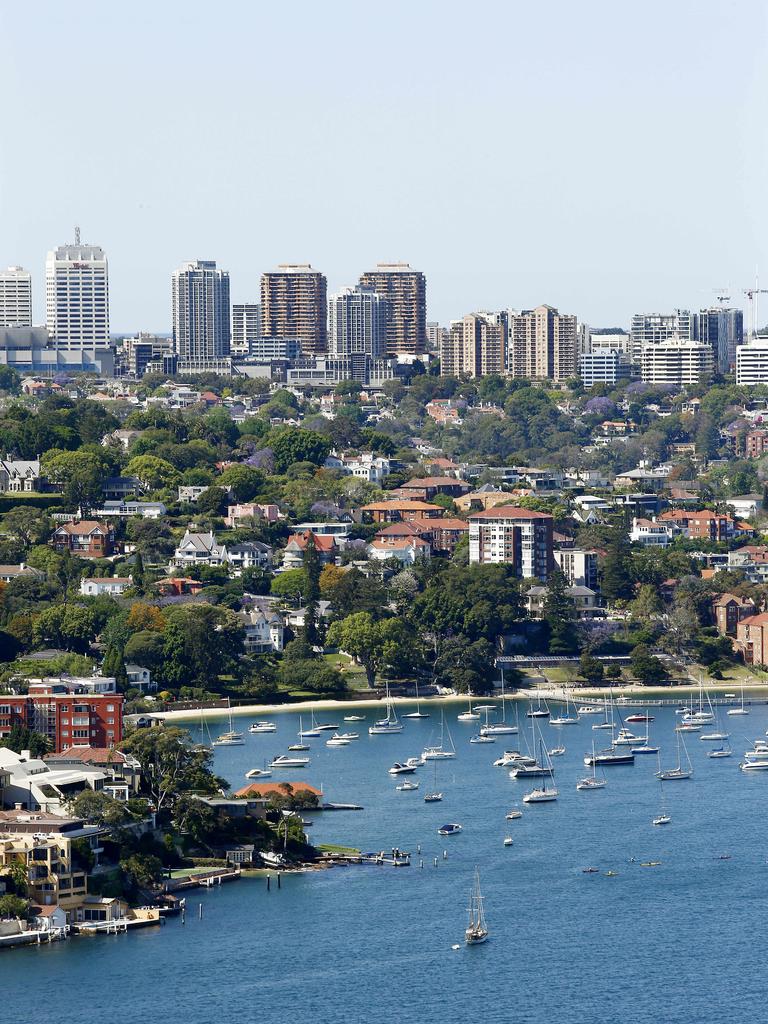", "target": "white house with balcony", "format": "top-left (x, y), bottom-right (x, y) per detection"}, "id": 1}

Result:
top-left (629, 517), bottom-right (670, 547)
top-left (171, 531), bottom-right (228, 569)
